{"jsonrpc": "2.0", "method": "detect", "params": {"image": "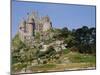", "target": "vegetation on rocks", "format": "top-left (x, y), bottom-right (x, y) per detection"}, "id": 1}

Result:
top-left (11, 26), bottom-right (96, 73)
